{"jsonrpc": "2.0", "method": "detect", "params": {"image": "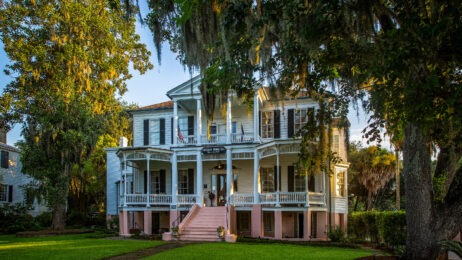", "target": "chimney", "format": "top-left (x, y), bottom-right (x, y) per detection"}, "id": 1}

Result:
top-left (0, 128), bottom-right (6, 144)
top-left (119, 137), bottom-right (128, 148)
